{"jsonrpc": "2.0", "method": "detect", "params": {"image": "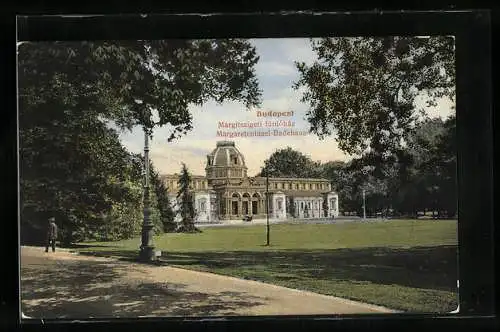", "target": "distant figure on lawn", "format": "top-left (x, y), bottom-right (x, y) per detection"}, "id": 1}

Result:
top-left (45, 217), bottom-right (58, 253)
